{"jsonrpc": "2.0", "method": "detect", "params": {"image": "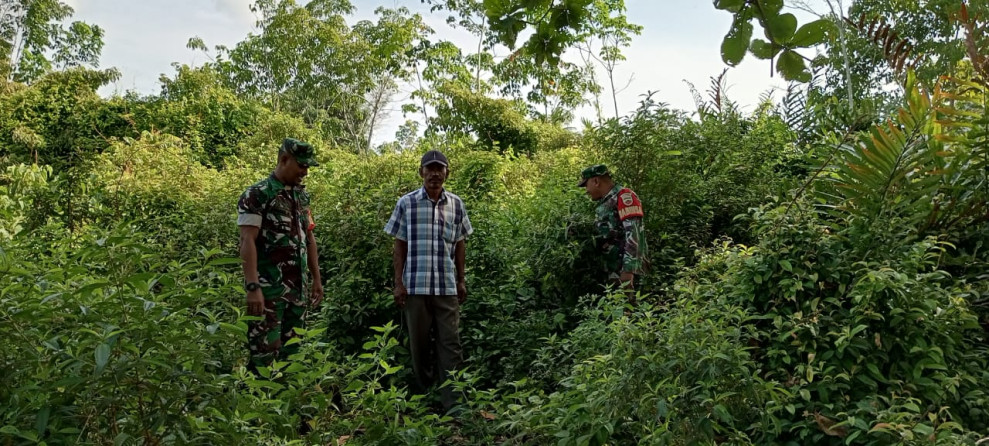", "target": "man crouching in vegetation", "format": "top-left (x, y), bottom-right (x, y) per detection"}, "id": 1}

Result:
top-left (237, 138), bottom-right (324, 374)
top-left (579, 164), bottom-right (648, 302)
top-left (384, 150), bottom-right (473, 413)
